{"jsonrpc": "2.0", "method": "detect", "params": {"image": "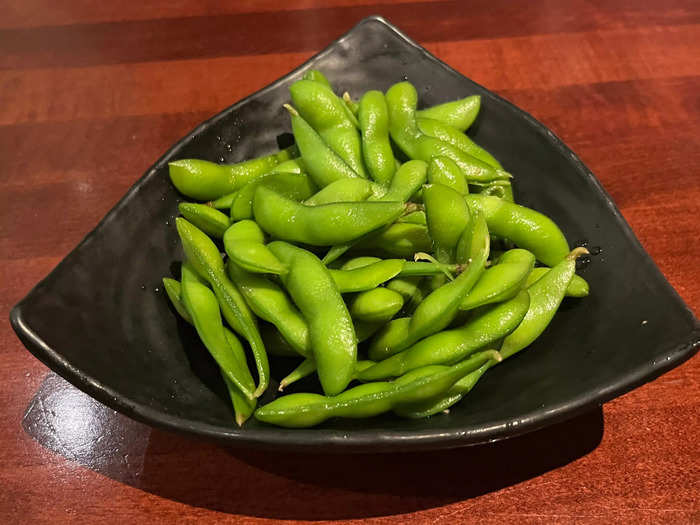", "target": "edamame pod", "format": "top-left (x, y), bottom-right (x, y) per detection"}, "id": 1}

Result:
top-left (178, 202), bottom-right (230, 238)
top-left (286, 104), bottom-right (360, 187)
top-left (359, 90), bottom-right (395, 186)
top-left (253, 186), bottom-right (405, 246)
top-left (268, 241), bottom-right (357, 396)
top-left (290, 80), bottom-right (367, 177)
top-left (255, 350), bottom-right (500, 428)
top-left (329, 259), bottom-right (404, 293)
top-left (176, 218), bottom-right (269, 397)
top-left (162, 277), bottom-right (193, 324)
top-left (424, 183), bottom-right (471, 262)
top-left (221, 329), bottom-right (258, 426)
top-left (416, 95), bottom-right (481, 132)
top-left (393, 361), bottom-right (493, 418)
top-left (500, 248), bottom-right (588, 360)
top-left (168, 146), bottom-right (297, 201)
top-left (465, 194), bottom-right (569, 267)
top-left (459, 249), bottom-right (535, 310)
